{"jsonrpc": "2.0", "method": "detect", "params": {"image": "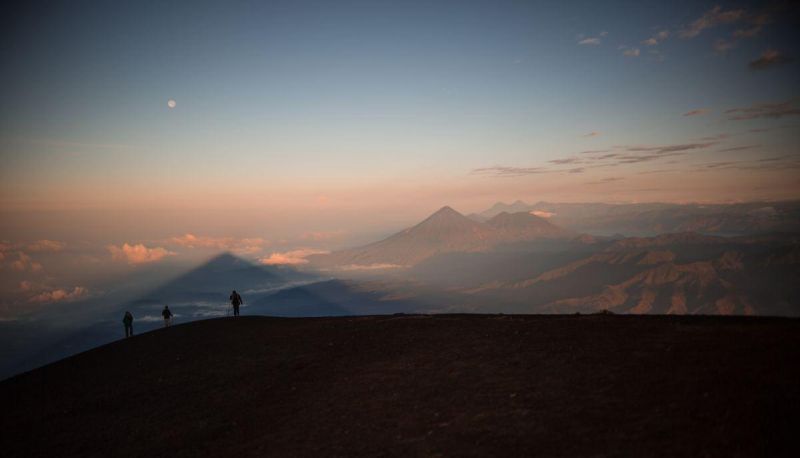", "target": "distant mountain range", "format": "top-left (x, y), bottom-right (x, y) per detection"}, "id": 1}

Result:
top-left (309, 206), bottom-right (571, 269)
top-left (456, 232), bottom-right (800, 316)
top-left (4, 201), bottom-right (799, 380)
top-left (477, 200), bottom-right (800, 236)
